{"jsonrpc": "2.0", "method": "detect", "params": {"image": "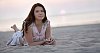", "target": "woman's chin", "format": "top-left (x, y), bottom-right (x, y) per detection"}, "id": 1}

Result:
top-left (37, 18), bottom-right (44, 21)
